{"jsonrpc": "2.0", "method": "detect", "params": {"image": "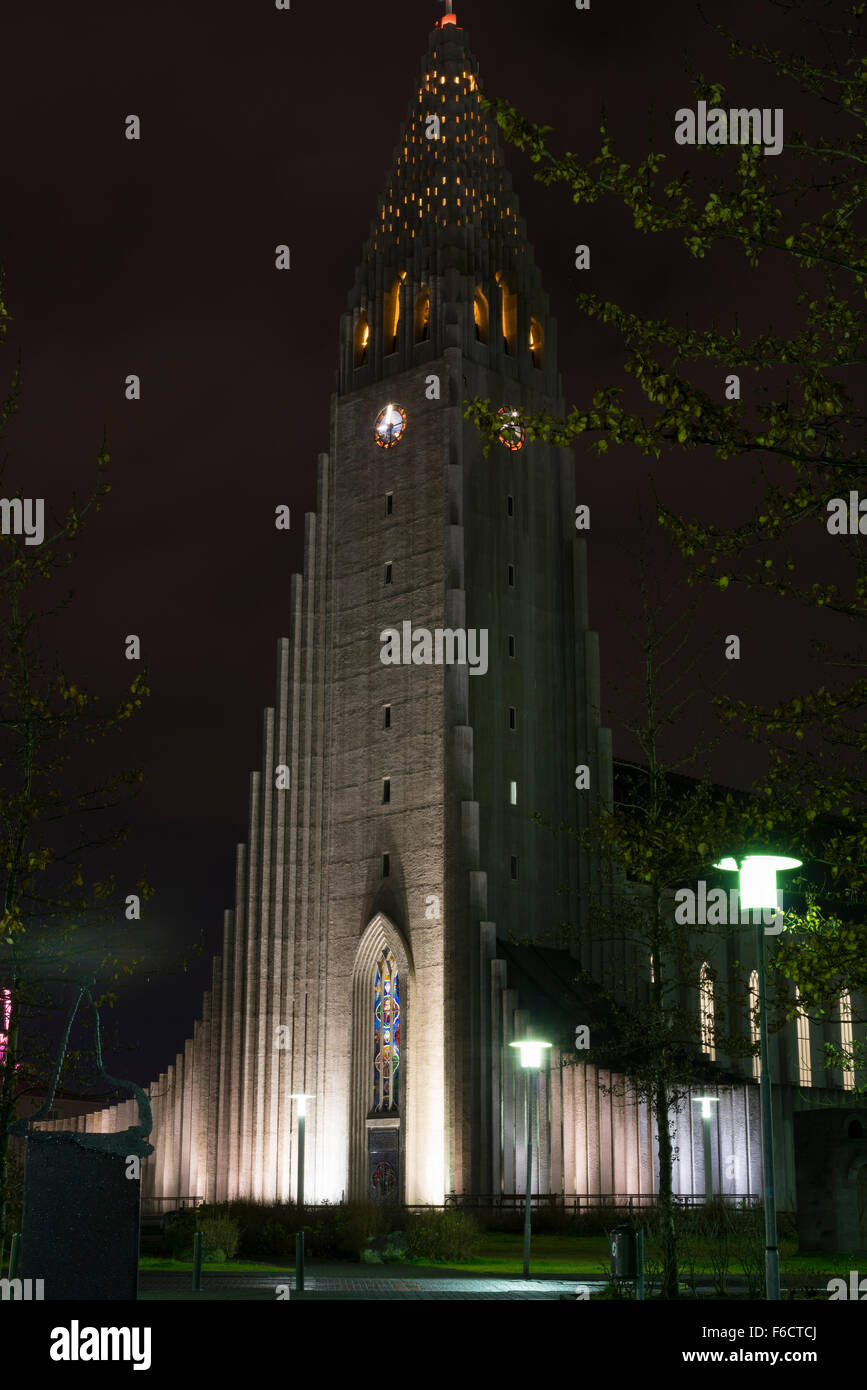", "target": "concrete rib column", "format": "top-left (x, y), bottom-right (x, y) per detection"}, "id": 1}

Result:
top-left (490, 958), bottom-right (506, 1196)
top-left (513, 1007), bottom-right (530, 1193)
top-left (502, 987), bottom-right (518, 1194)
top-left (549, 1050), bottom-right (564, 1197)
top-left (171, 1053), bottom-right (184, 1199)
top-left (478, 922), bottom-right (496, 1193)
top-left (181, 1035), bottom-right (195, 1197)
top-left (249, 709), bottom-right (276, 1200)
top-left (216, 907), bottom-right (236, 1202)
top-left (227, 841), bottom-right (249, 1200)
top-left (278, 579), bottom-right (304, 1203)
top-left (238, 765), bottom-right (265, 1198)
top-left (265, 637), bottom-right (291, 1202)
